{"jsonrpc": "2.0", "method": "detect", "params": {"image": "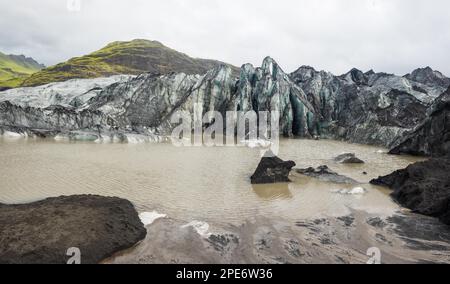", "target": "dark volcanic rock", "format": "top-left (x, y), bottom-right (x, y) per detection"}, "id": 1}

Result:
top-left (0, 195), bottom-right (146, 264)
top-left (370, 159), bottom-right (450, 225)
top-left (334, 153), bottom-right (365, 164)
top-left (290, 65), bottom-right (442, 147)
top-left (390, 87), bottom-right (450, 157)
top-left (295, 165), bottom-right (358, 184)
top-left (251, 154), bottom-right (296, 184)
top-left (405, 67), bottom-right (450, 89)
